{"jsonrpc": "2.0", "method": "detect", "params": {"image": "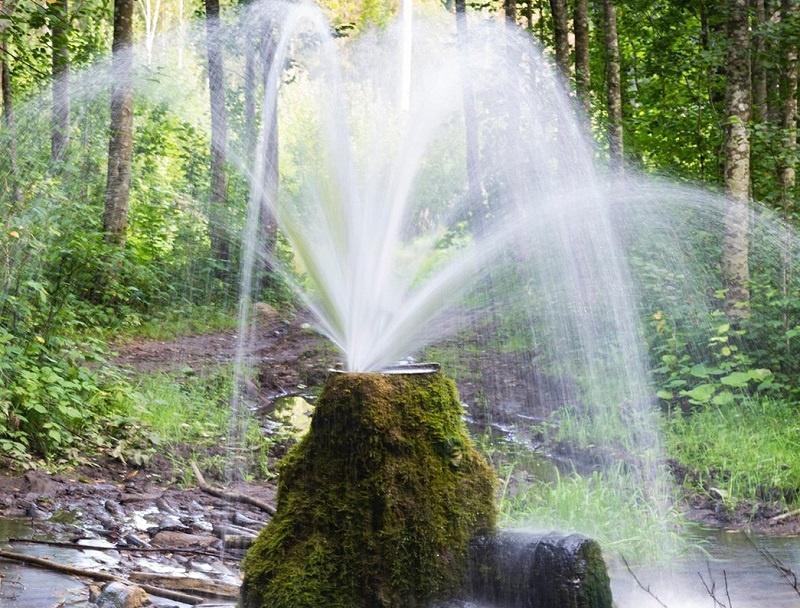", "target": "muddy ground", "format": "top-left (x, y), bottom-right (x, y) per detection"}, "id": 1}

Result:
top-left (1, 310), bottom-right (798, 605)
